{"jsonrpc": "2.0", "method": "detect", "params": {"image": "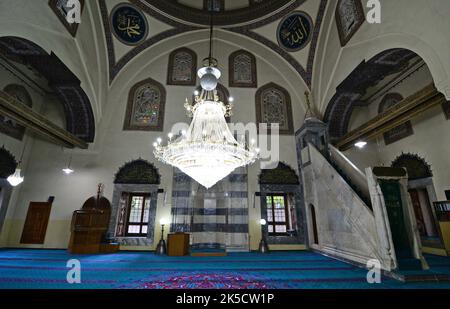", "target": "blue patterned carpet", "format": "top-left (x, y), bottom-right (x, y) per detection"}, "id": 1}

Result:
top-left (0, 249), bottom-right (449, 289)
